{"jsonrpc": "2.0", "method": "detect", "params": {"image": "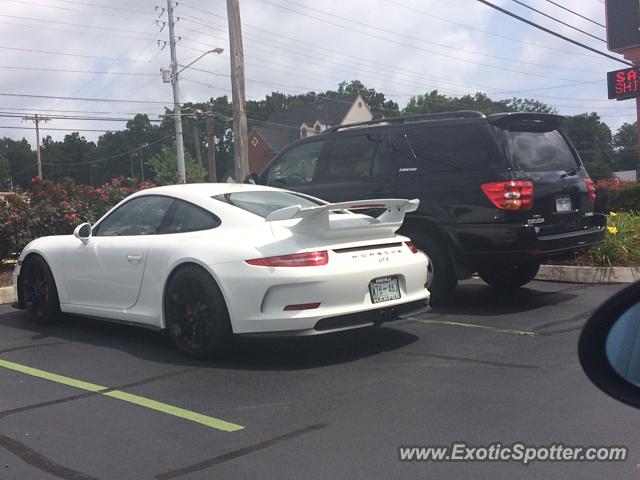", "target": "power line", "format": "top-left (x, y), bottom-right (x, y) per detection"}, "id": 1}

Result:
top-left (2, 0), bottom-right (152, 22)
top-left (0, 45), bottom-right (164, 65)
top-left (382, 0), bottom-right (601, 58)
top-left (540, 0), bottom-right (606, 28)
top-left (508, 0), bottom-right (605, 42)
top-left (252, 0), bottom-right (607, 82)
top-left (0, 65), bottom-right (157, 76)
top-left (0, 125), bottom-right (114, 132)
top-left (475, 0), bottom-right (632, 67)
top-left (48, 0), bottom-right (153, 16)
top-left (0, 92), bottom-right (175, 104)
